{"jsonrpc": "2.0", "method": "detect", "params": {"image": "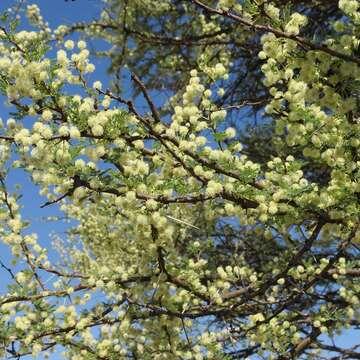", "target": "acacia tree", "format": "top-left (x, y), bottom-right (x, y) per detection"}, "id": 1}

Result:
top-left (0, 0), bottom-right (359, 359)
